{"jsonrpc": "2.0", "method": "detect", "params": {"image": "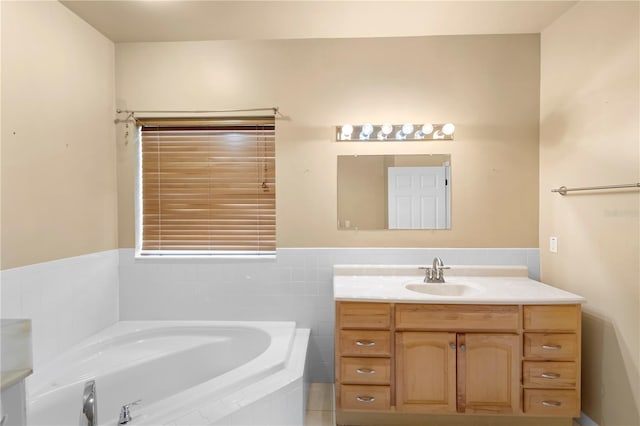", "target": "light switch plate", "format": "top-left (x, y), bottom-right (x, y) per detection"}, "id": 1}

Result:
top-left (549, 237), bottom-right (558, 253)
